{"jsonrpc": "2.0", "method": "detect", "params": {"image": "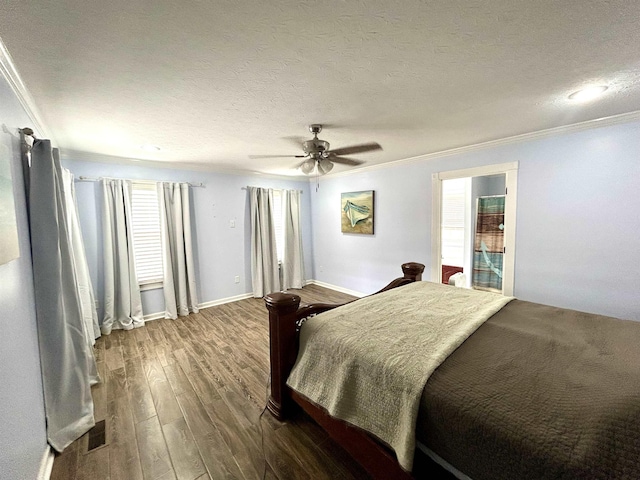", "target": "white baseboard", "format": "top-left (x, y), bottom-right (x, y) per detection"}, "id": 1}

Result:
top-left (143, 311), bottom-right (166, 321)
top-left (142, 285), bottom-right (363, 320)
top-left (198, 293), bottom-right (254, 309)
top-left (142, 292), bottom-right (256, 320)
top-left (37, 445), bottom-right (54, 480)
top-left (304, 279), bottom-right (366, 298)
